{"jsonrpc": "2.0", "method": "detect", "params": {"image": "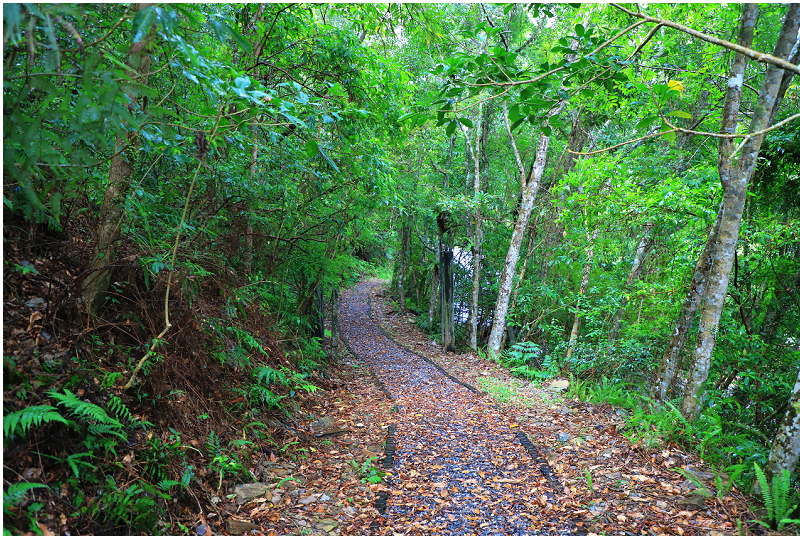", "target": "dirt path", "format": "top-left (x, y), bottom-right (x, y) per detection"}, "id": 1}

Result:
top-left (340, 281), bottom-right (570, 535)
top-left (233, 280), bottom-right (749, 536)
